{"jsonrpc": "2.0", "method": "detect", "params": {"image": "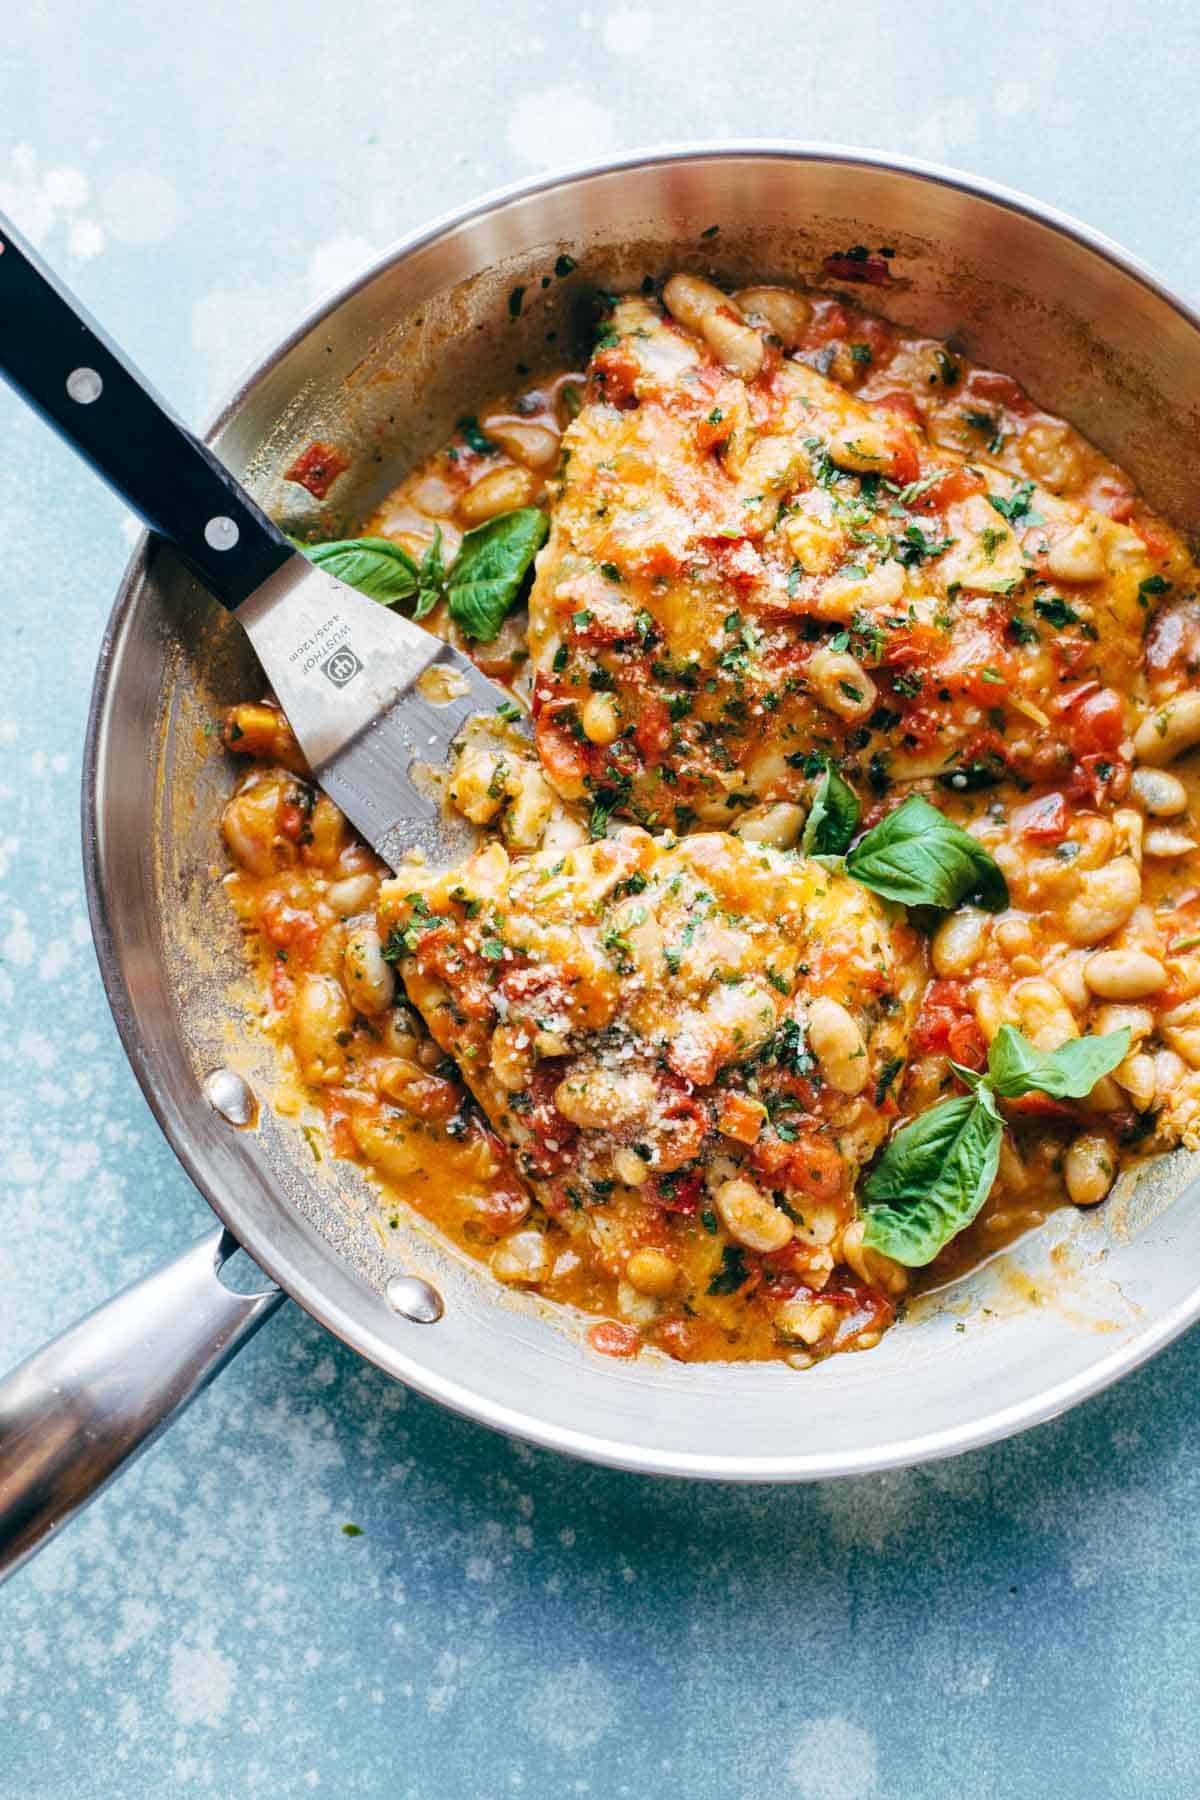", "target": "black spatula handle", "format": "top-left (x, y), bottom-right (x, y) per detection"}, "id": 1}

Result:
top-left (0, 212), bottom-right (293, 609)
